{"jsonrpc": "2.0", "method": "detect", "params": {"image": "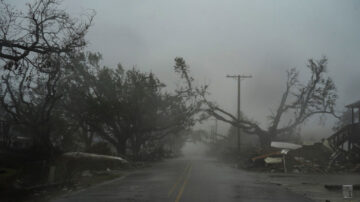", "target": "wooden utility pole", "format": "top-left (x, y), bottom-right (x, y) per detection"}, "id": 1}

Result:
top-left (210, 119), bottom-right (218, 144)
top-left (215, 118), bottom-right (218, 141)
top-left (226, 74), bottom-right (252, 151)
